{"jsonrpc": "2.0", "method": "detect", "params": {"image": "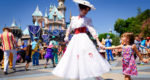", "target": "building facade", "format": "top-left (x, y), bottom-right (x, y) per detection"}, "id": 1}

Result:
top-left (32, 0), bottom-right (66, 33)
top-left (22, 0), bottom-right (69, 44)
